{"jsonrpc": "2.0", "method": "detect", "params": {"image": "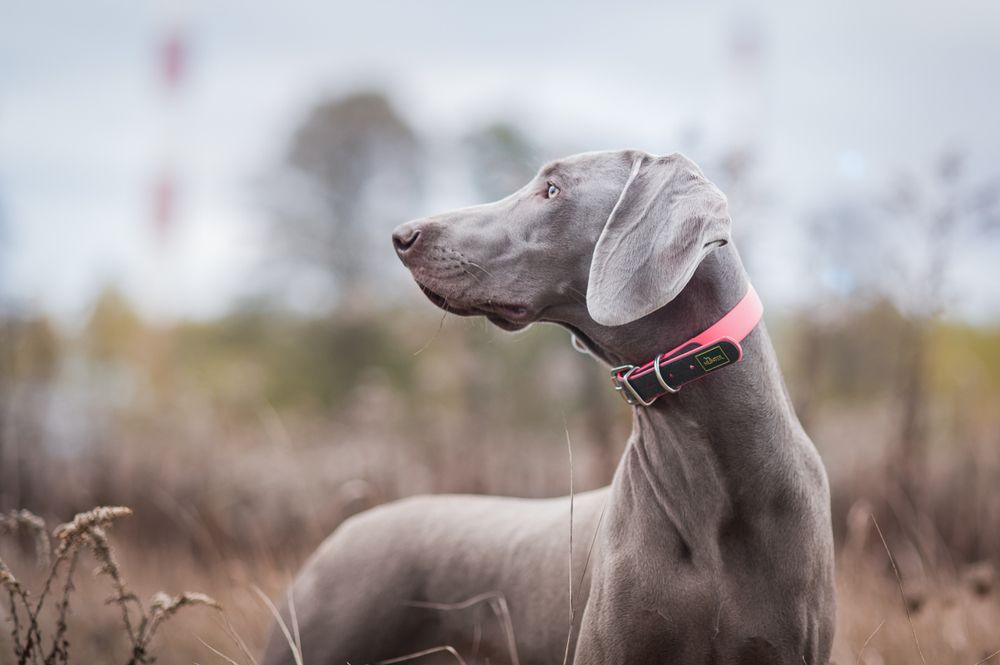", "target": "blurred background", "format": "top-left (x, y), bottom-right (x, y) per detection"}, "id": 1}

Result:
top-left (2, 1), bottom-right (1000, 663)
